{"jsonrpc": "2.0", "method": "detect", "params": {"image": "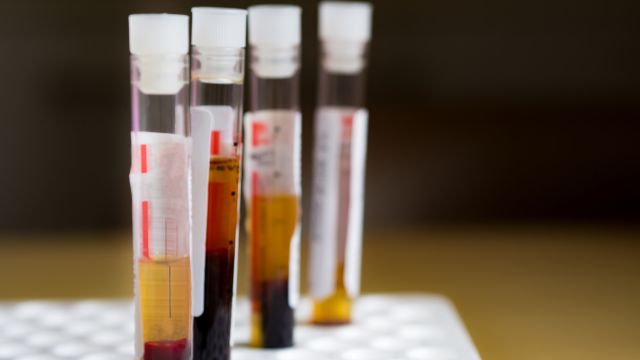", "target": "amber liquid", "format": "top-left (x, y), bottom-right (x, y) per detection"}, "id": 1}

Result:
top-left (310, 204), bottom-right (354, 325)
top-left (311, 263), bottom-right (352, 325)
top-left (247, 195), bottom-right (299, 348)
top-left (193, 156), bottom-right (240, 360)
top-left (138, 256), bottom-right (191, 360)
